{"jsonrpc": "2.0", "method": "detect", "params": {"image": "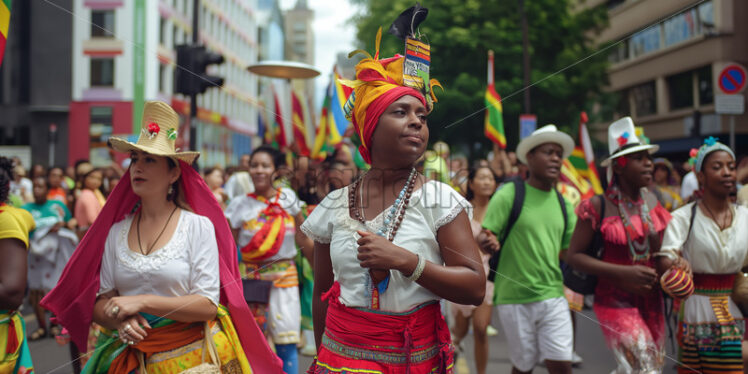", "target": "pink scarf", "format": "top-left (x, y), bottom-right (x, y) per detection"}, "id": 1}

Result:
top-left (41, 161), bottom-right (283, 373)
